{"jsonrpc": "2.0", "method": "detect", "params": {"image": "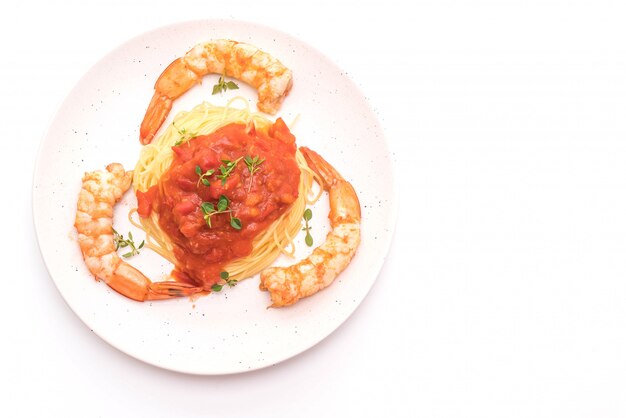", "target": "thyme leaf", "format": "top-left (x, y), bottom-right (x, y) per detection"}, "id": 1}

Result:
top-left (211, 74), bottom-right (239, 95)
top-left (173, 121), bottom-right (196, 146)
top-left (196, 165), bottom-right (215, 187)
top-left (112, 228), bottom-right (145, 258)
top-left (200, 195), bottom-right (242, 230)
top-left (211, 271), bottom-right (238, 292)
top-left (302, 209), bottom-right (313, 247)
top-left (216, 157), bottom-right (242, 185)
top-left (244, 155), bottom-right (265, 192)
